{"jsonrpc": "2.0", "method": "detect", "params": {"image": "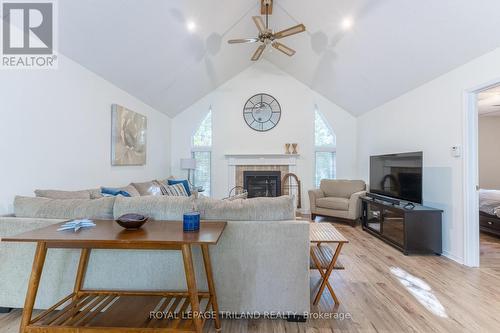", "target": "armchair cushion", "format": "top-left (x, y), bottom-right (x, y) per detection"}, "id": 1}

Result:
top-left (320, 180), bottom-right (366, 198)
top-left (316, 197), bottom-right (349, 211)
